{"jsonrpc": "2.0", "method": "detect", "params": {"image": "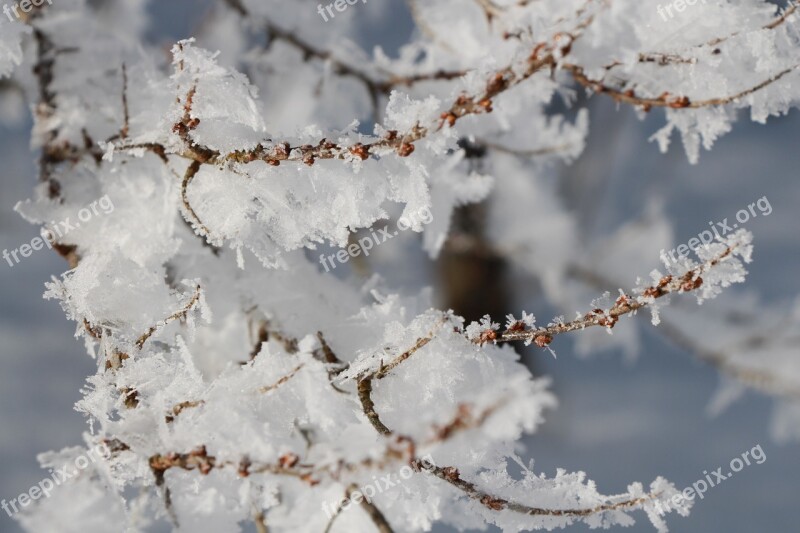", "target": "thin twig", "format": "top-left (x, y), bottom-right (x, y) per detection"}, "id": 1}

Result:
top-left (253, 510), bottom-right (269, 533)
top-left (136, 285), bottom-right (202, 349)
top-left (120, 63), bottom-right (130, 140)
top-left (424, 463), bottom-right (656, 516)
top-left (564, 63), bottom-right (798, 110)
top-left (357, 378), bottom-right (392, 436)
top-left (348, 484), bottom-right (395, 533)
top-left (487, 242), bottom-right (741, 346)
top-left (375, 318), bottom-right (448, 380)
top-left (259, 364), bottom-right (305, 394)
top-left (567, 264), bottom-right (800, 399)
